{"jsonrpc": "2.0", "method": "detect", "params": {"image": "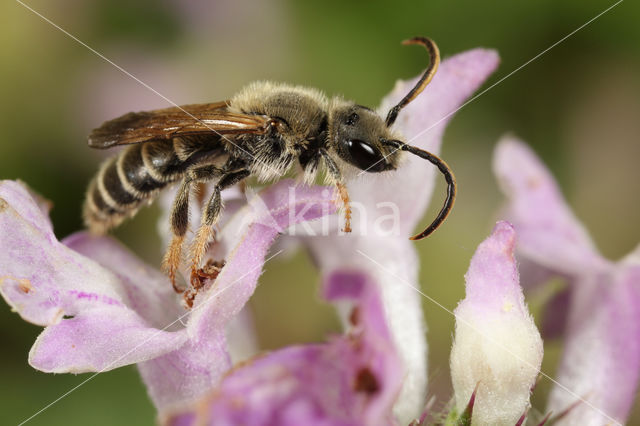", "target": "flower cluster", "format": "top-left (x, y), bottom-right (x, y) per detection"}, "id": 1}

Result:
top-left (1, 45), bottom-right (637, 426)
top-left (493, 137), bottom-right (640, 425)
